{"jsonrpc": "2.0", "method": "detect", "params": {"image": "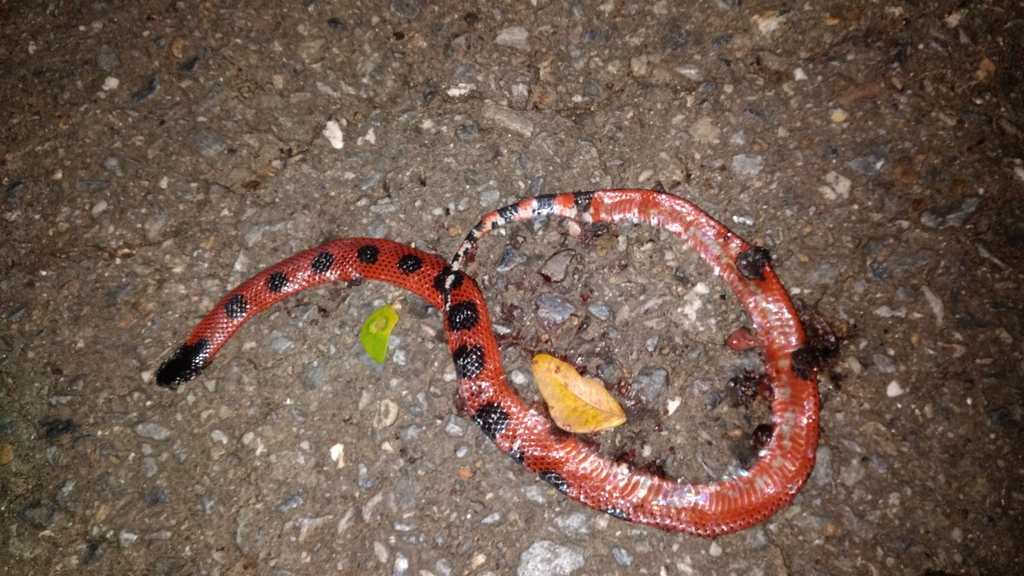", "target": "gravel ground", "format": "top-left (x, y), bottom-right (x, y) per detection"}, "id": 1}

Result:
top-left (2, 1), bottom-right (1023, 575)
